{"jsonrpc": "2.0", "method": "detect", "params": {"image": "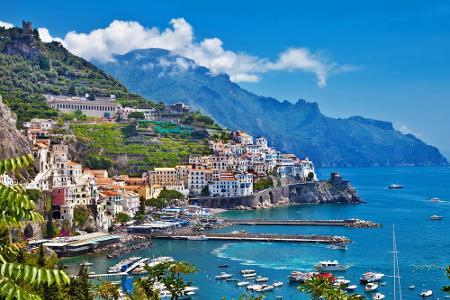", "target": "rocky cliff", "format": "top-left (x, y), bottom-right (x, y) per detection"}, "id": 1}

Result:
top-left (0, 95), bottom-right (30, 160)
top-left (190, 174), bottom-right (361, 209)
